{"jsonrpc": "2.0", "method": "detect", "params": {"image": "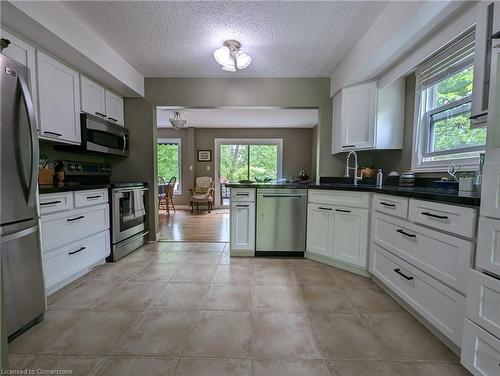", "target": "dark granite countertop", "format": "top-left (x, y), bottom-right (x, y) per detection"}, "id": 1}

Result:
top-left (226, 183), bottom-right (309, 189)
top-left (39, 183), bottom-right (111, 194)
top-left (309, 183), bottom-right (480, 207)
top-left (226, 182), bottom-right (480, 207)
